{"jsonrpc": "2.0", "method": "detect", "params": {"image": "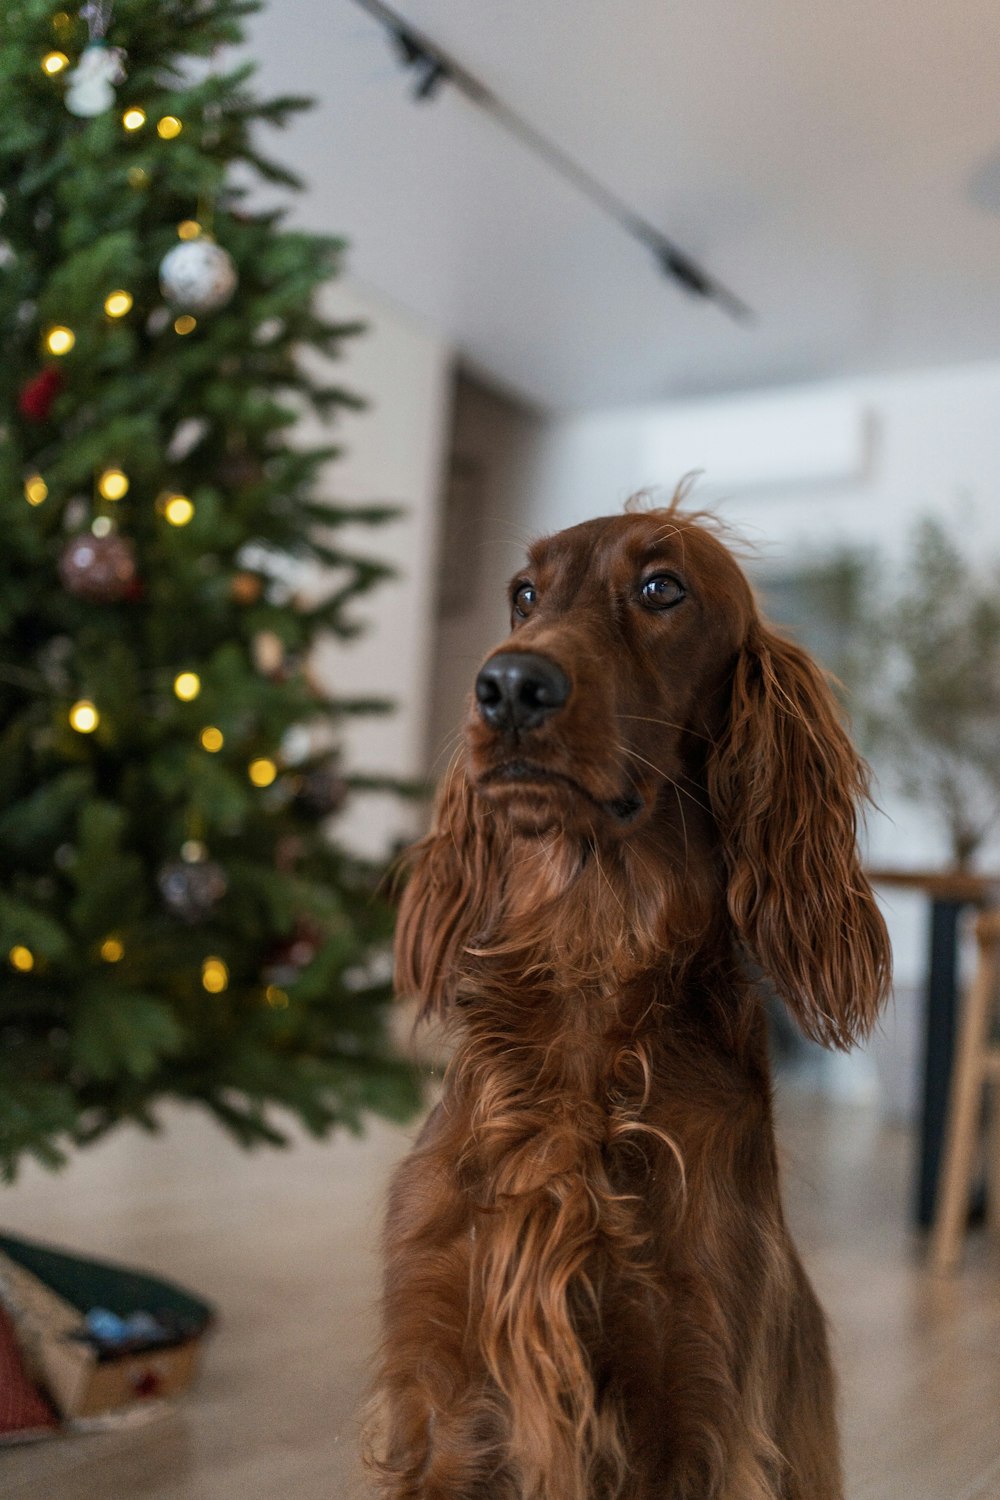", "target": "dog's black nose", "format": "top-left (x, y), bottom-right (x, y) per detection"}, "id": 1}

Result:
top-left (475, 652), bottom-right (570, 731)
